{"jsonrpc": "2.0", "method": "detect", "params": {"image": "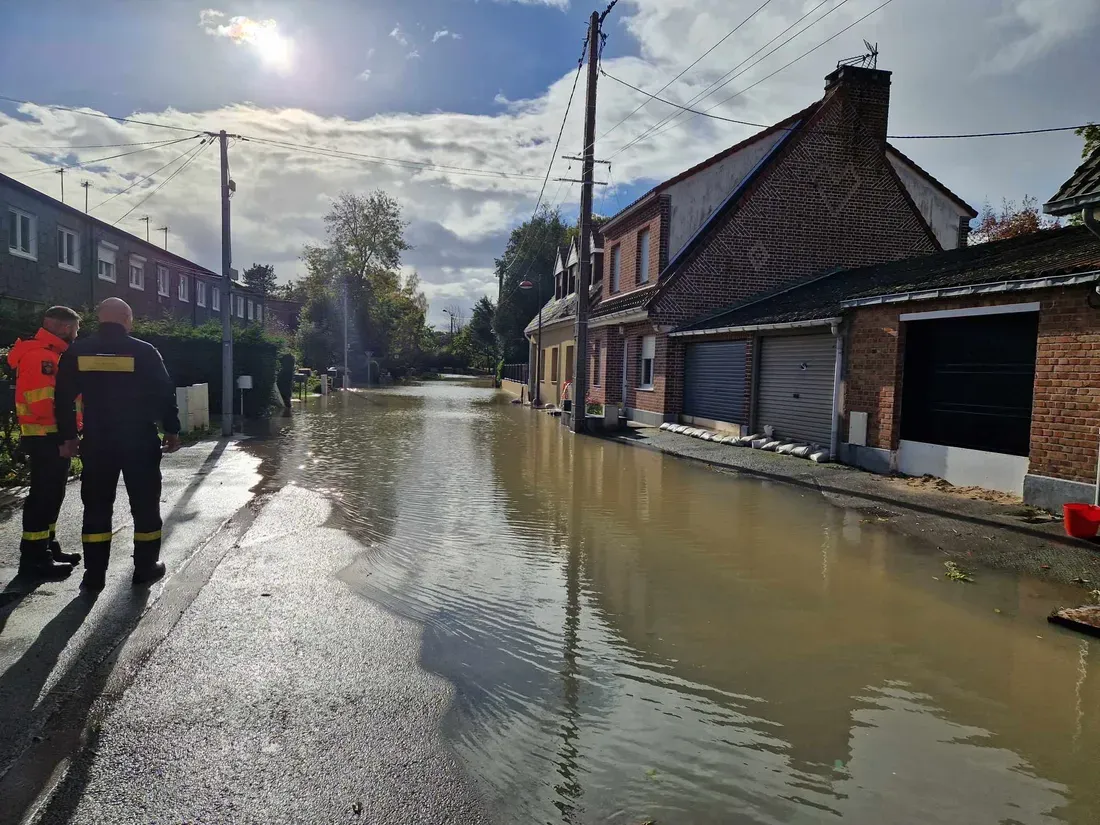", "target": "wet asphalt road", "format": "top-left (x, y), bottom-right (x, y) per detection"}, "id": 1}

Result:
top-left (0, 438), bottom-right (486, 824)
